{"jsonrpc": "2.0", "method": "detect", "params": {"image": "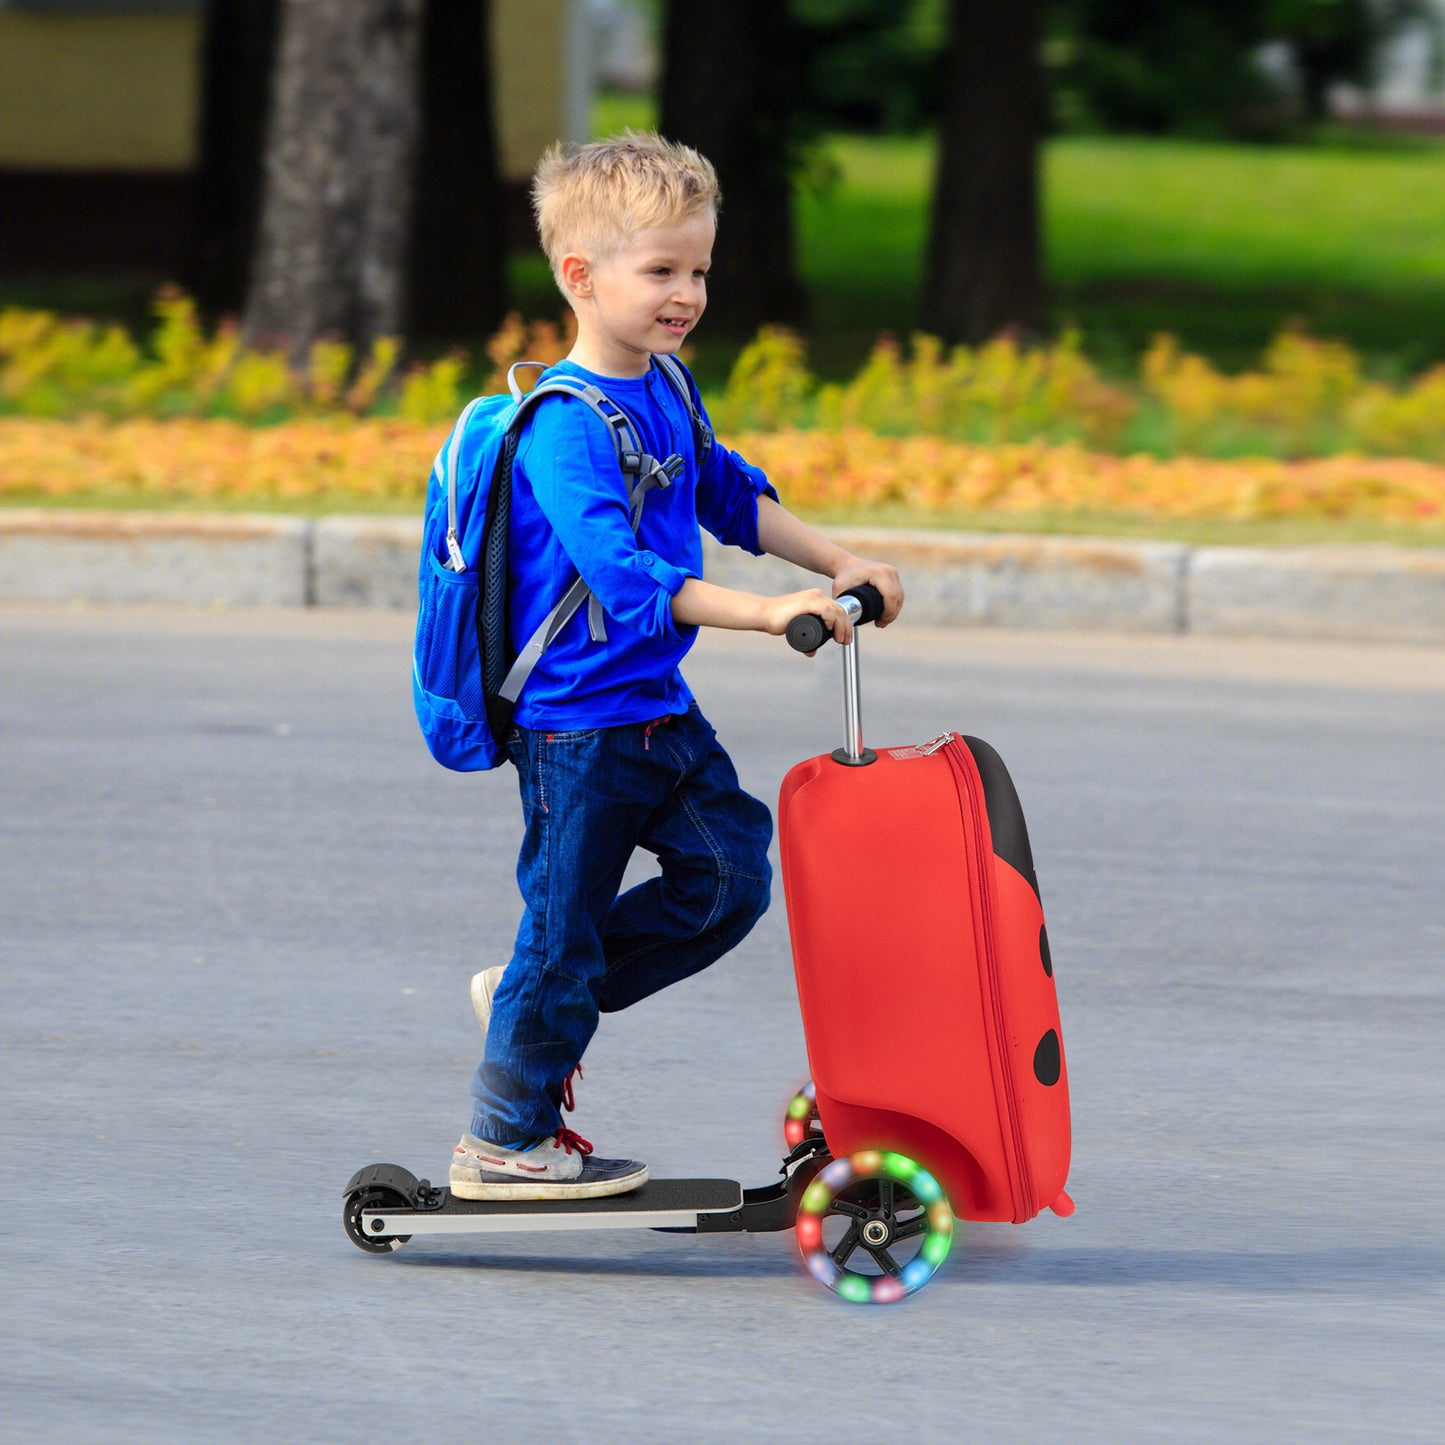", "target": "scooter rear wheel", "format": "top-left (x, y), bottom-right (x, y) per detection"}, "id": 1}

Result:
top-left (343, 1185), bottom-right (413, 1254)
